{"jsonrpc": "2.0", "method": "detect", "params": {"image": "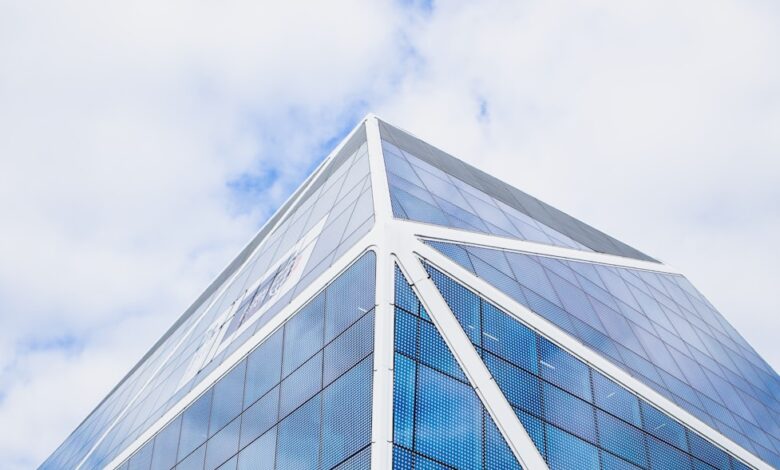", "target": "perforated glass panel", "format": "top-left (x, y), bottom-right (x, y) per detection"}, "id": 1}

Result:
top-left (425, 260), bottom-right (760, 469)
top-left (425, 240), bottom-right (780, 467)
top-left (392, 266), bottom-right (523, 469)
top-left (115, 252), bottom-right (376, 470)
